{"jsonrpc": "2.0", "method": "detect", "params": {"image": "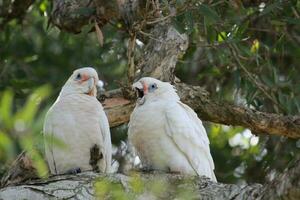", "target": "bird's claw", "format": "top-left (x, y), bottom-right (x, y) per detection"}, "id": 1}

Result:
top-left (66, 167), bottom-right (81, 174)
top-left (140, 166), bottom-right (155, 172)
top-left (140, 166), bottom-right (167, 174)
